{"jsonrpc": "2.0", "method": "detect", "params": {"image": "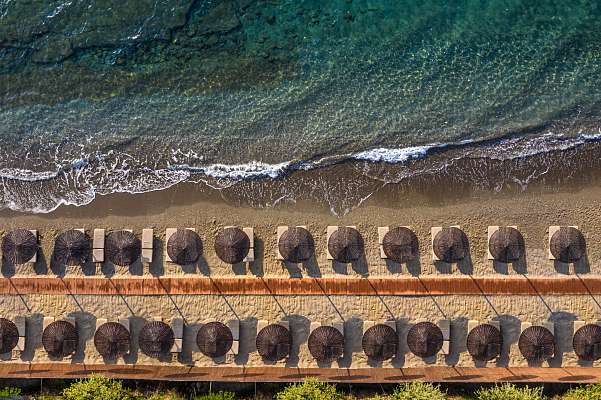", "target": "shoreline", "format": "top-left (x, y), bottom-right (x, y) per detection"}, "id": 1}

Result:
top-left (3, 131), bottom-right (601, 216)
